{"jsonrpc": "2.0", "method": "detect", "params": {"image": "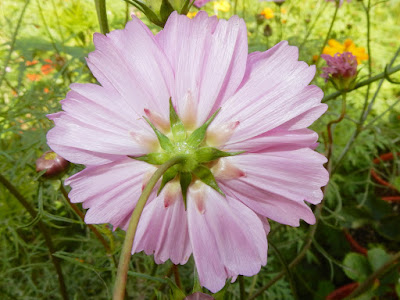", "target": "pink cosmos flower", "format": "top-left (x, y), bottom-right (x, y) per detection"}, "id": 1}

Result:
top-left (321, 52), bottom-right (358, 87)
top-left (47, 12), bottom-right (329, 293)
